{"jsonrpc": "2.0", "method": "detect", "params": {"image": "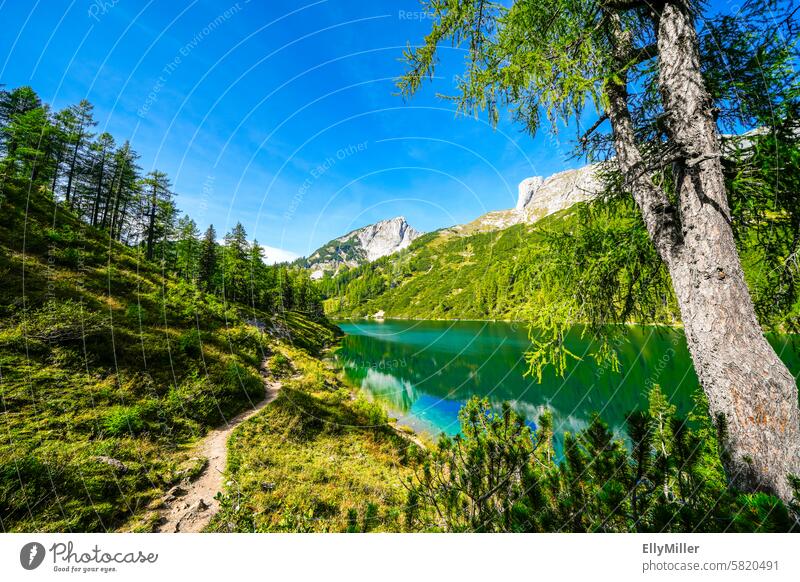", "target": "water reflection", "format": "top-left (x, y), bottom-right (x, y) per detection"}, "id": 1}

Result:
top-left (335, 320), bottom-right (800, 451)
